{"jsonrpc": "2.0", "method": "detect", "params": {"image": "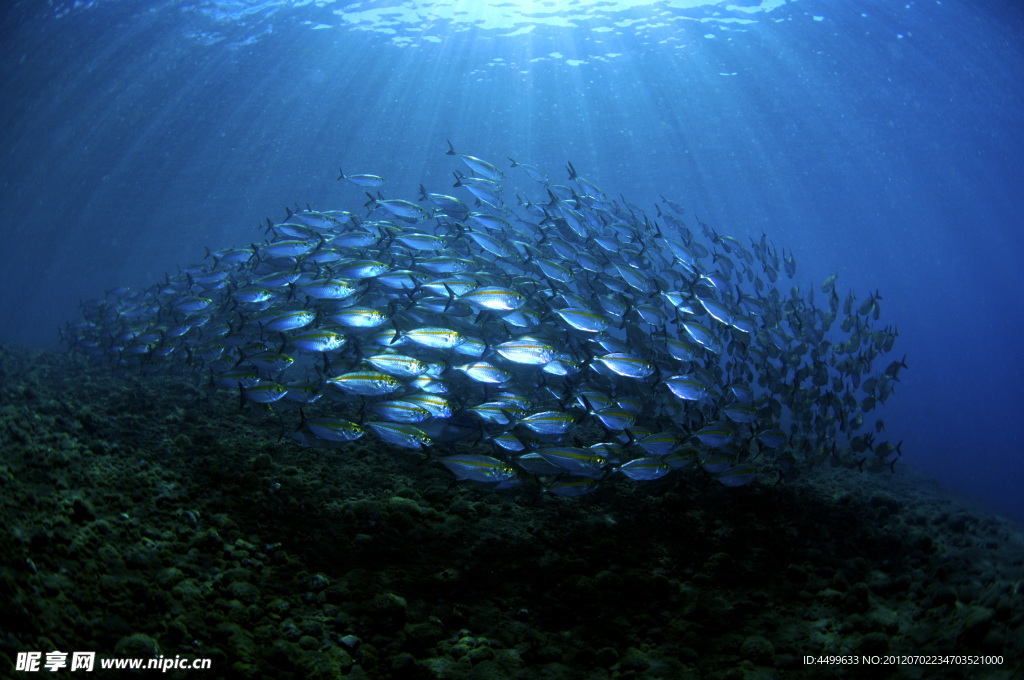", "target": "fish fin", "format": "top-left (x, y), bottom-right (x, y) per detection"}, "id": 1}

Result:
top-left (389, 323), bottom-right (403, 345)
top-left (442, 283), bottom-right (456, 312)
